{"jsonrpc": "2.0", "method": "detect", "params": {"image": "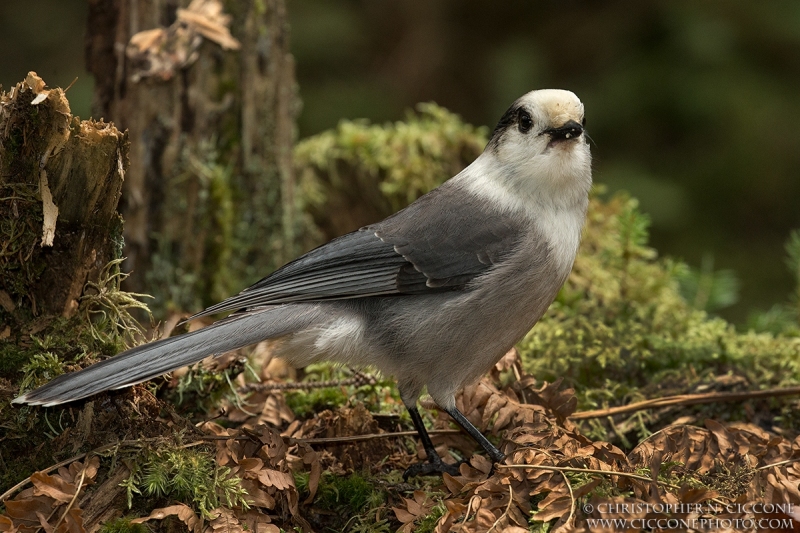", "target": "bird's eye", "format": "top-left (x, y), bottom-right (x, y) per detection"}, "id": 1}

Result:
top-left (581, 116), bottom-right (587, 127)
top-left (517, 109), bottom-right (533, 134)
